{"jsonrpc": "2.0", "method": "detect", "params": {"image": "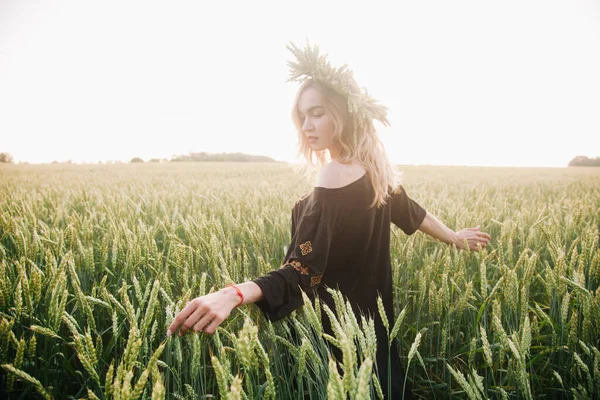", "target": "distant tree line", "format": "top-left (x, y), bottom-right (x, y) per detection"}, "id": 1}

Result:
top-left (168, 152), bottom-right (276, 163)
top-left (0, 151), bottom-right (277, 164)
top-left (129, 152), bottom-right (276, 163)
top-left (568, 156), bottom-right (600, 167)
